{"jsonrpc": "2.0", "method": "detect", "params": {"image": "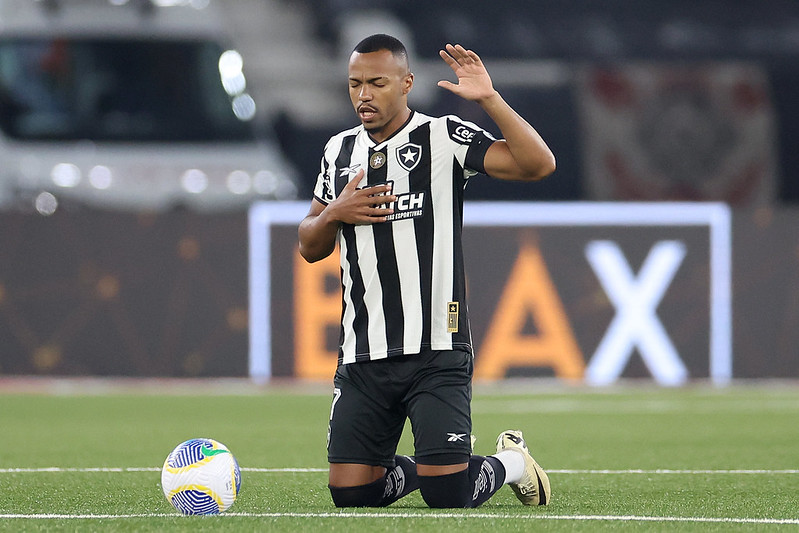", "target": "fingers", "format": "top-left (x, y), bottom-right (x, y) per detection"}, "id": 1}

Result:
top-left (439, 48), bottom-right (457, 67)
top-left (342, 170), bottom-right (393, 200)
top-left (437, 80), bottom-right (456, 92)
top-left (360, 206), bottom-right (393, 224)
top-left (343, 168), bottom-right (366, 190)
top-left (336, 171), bottom-right (396, 224)
top-left (350, 194), bottom-right (395, 224)
top-left (366, 185), bottom-right (395, 206)
top-left (440, 44), bottom-right (481, 66)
